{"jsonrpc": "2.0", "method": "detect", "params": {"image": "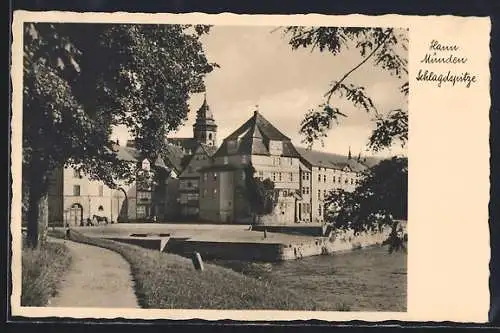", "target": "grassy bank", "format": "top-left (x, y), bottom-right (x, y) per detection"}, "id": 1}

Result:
top-left (21, 242), bottom-right (72, 306)
top-left (49, 229), bottom-right (320, 310)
